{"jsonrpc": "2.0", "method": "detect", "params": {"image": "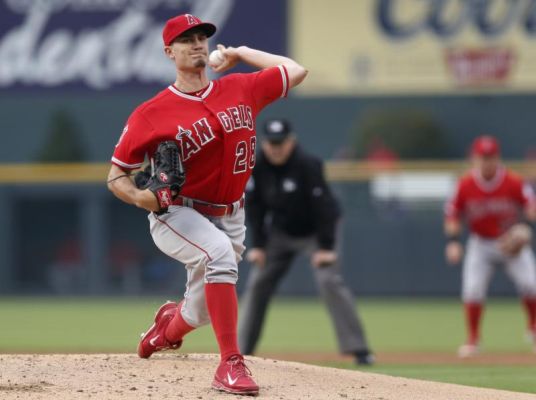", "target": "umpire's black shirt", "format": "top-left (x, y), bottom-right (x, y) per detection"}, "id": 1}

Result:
top-left (246, 145), bottom-right (341, 250)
